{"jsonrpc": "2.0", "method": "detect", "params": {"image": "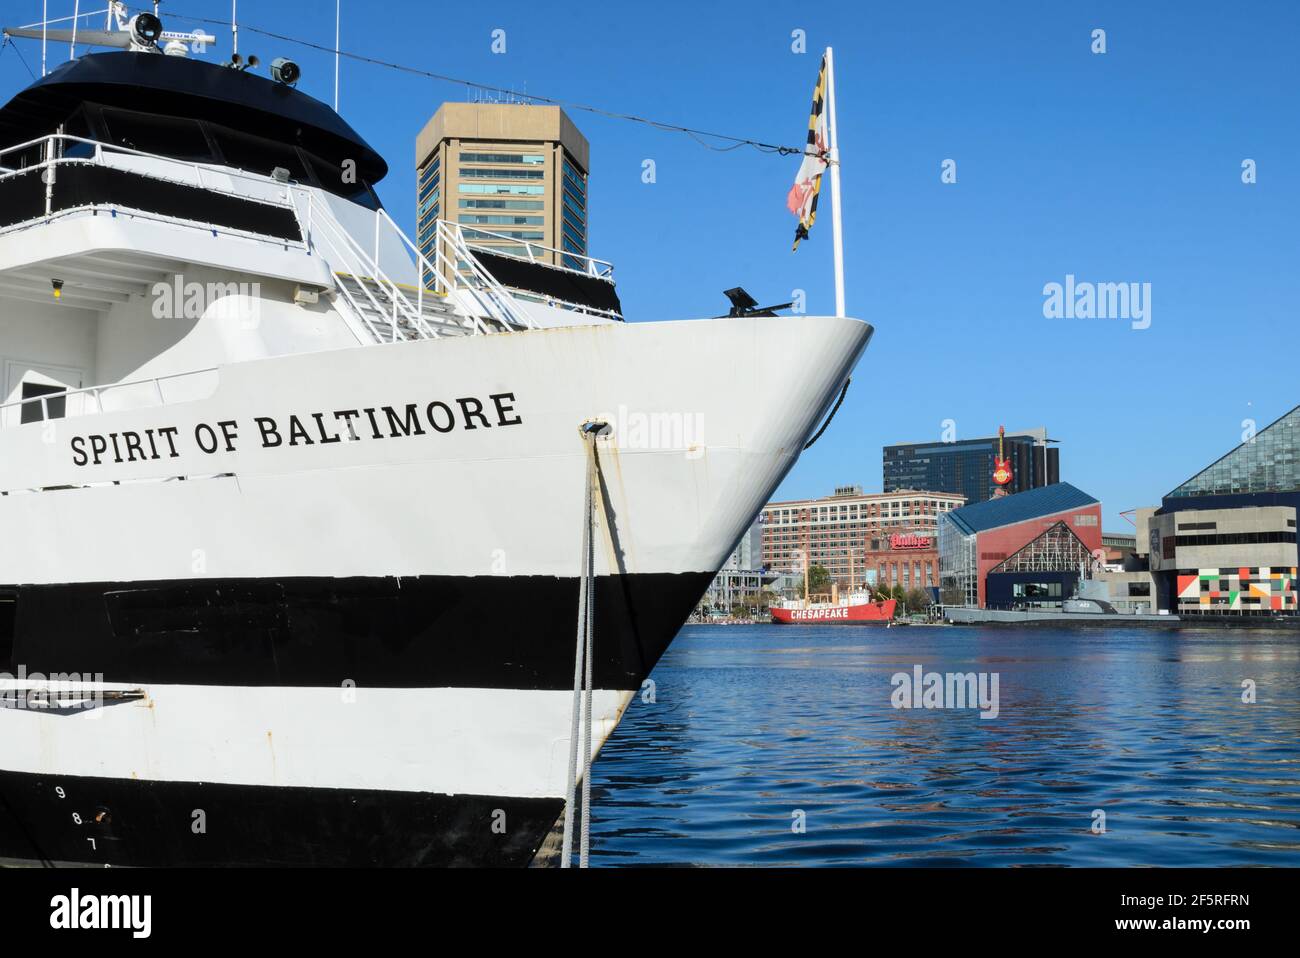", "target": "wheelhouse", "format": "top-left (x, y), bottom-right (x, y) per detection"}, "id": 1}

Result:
top-left (0, 51), bottom-right (387, 207)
